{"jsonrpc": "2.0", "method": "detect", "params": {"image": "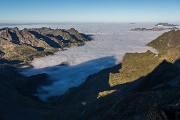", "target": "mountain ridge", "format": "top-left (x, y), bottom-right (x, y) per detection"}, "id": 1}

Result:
top-left (44, 30), bottom-right (180, 120)
top-left (0, 29), bottom-right (180, 120)
top-left (0, 27), bottom-right (92, 63)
